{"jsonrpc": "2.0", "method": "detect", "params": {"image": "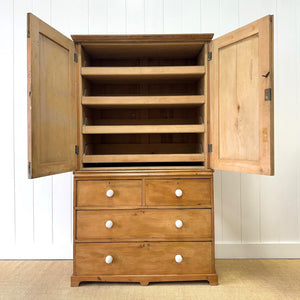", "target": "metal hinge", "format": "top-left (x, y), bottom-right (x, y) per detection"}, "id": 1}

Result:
top-left (265, 88), bottom-right (271, 101)
top-left (28, 162), bottom-right (32, 178)
top-left (208, 52), bottom-right (212, 61)
top-left (75, 145), bottom-right (79, 155)
top-left (208, 144), bottom-right (213, 153)
top-left (74, 53), bottom-right (78, 63)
